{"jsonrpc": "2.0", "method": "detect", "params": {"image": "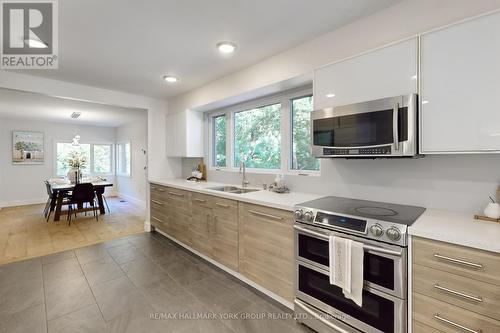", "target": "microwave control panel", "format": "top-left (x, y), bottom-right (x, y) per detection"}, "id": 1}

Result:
top-left (323, 146), bottom-right (391, 156)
